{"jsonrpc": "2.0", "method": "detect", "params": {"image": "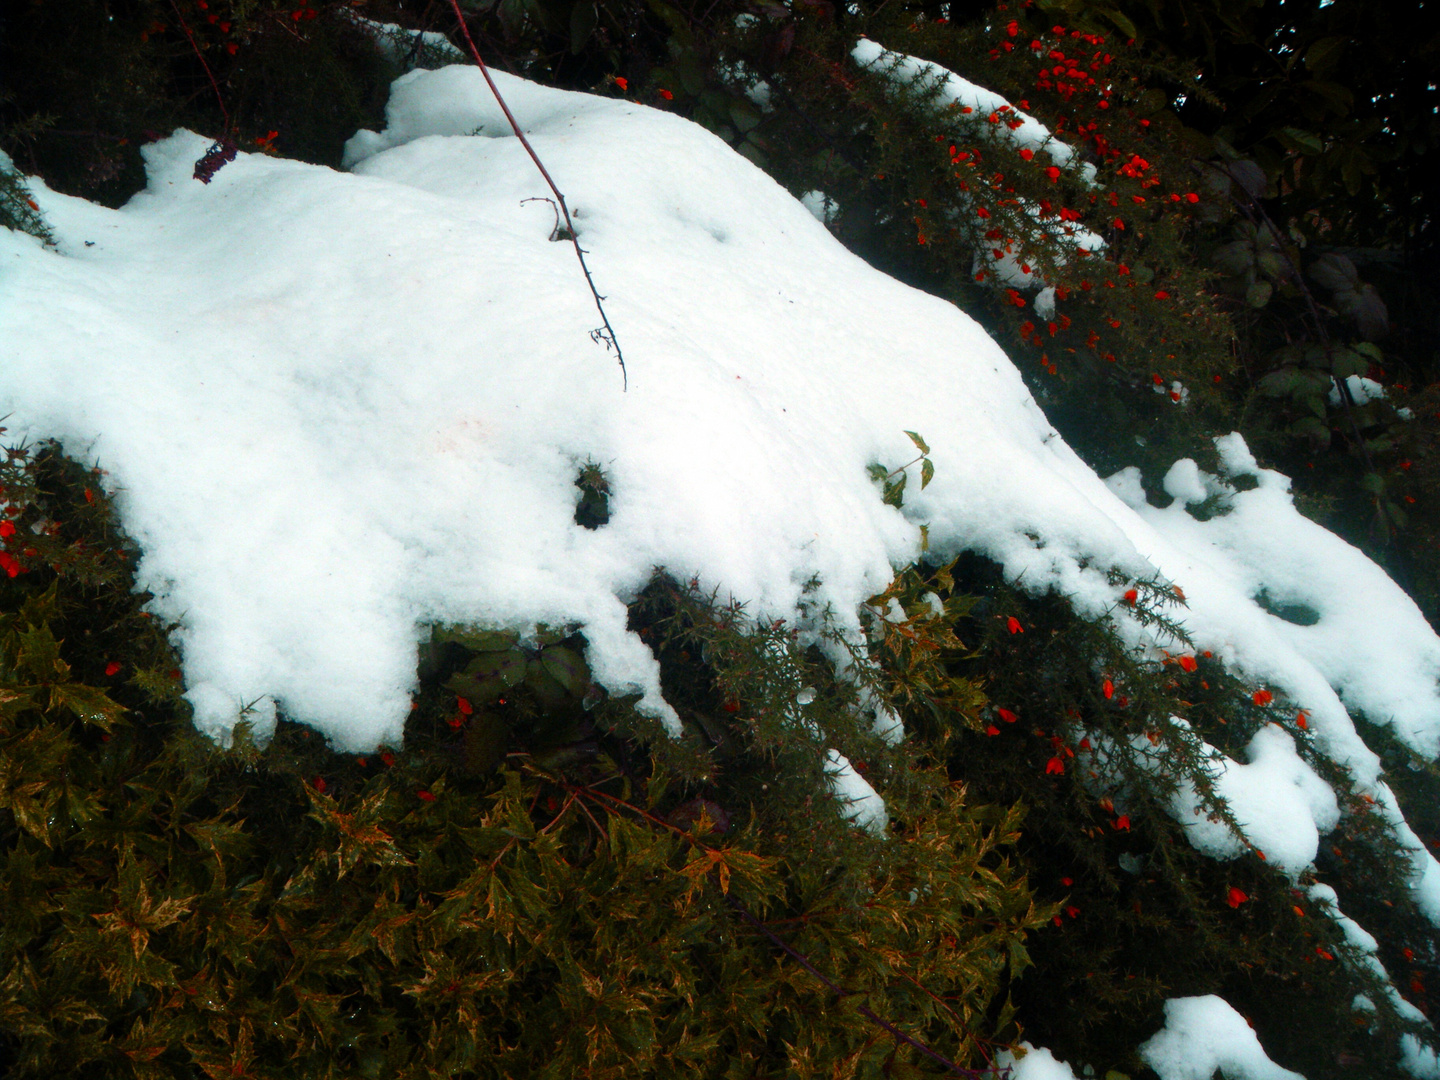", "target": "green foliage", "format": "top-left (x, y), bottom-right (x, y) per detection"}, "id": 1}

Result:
top-left (0, 443), bottom-right (1043, 1078)
top-left (868, 430), bottom-right (935, 511)
top-left (5, 4), bottom-right (1440, 1075)
top-left (911, 555), bottom-right (1438, 1078)
top-left (0, 155), bottom-right (53, 246)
